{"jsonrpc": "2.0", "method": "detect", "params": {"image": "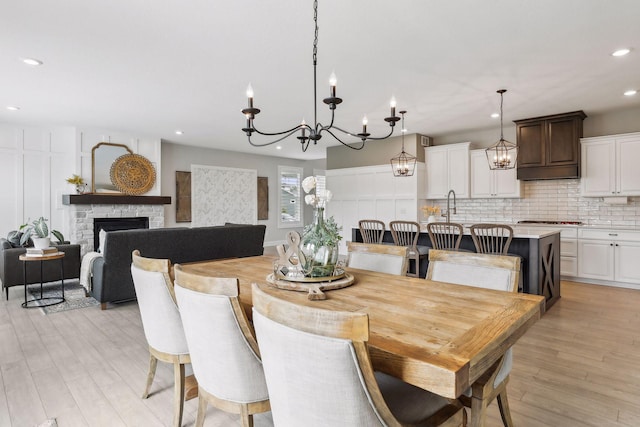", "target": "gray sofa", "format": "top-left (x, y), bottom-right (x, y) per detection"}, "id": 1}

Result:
top-left (92, 224), bottom-right (266, 309)
top-left (0, 240), bottom-right (82, 300)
